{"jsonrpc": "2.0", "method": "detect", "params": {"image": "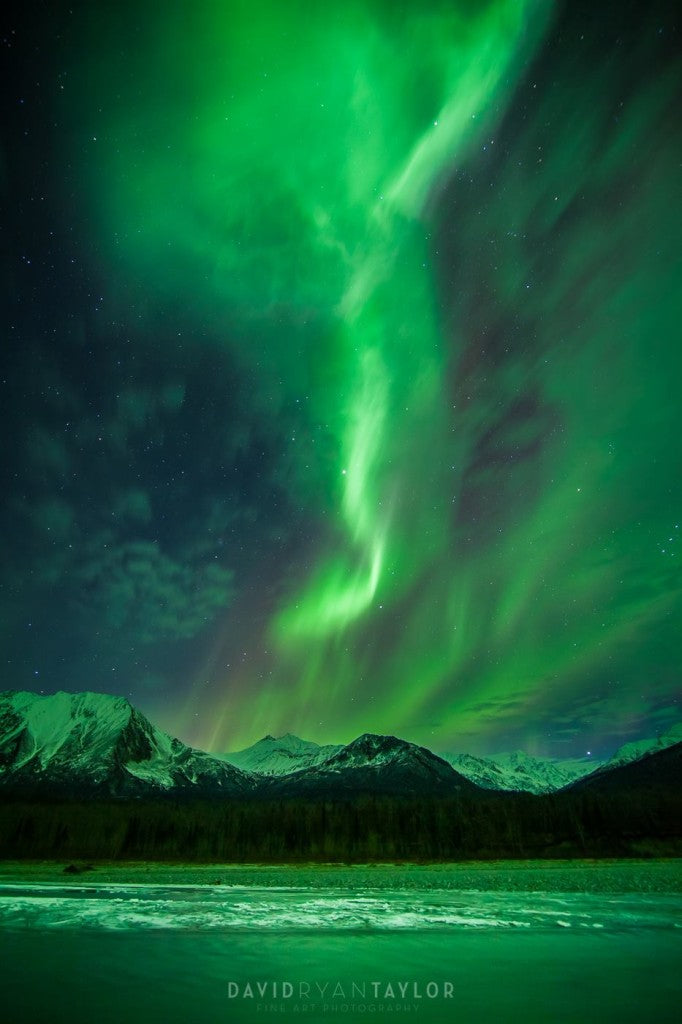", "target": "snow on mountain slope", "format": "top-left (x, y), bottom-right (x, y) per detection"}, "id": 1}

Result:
top-left (3, 690), bottom-right (678, 800)
top-left (266, 733), bottom-right (481, 797)
top-left (569, 737), bottom-right (682, 793)
top-left (220, 733), bottom-right (343, 775)
top-left (439, 750), bottom-right (603, 794)
top-left (449, 723), bottom-right (682, 794)
top-left (321, 733), bottom-right (443, 771)
top-left (598, 723), bottom-right (682, 771)
top-left (0, 691), bottom-right (254, 796)
top-left (224, 732), bottom-right (602, 793)
top-left (570, 722), bottom-right (682, 788)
